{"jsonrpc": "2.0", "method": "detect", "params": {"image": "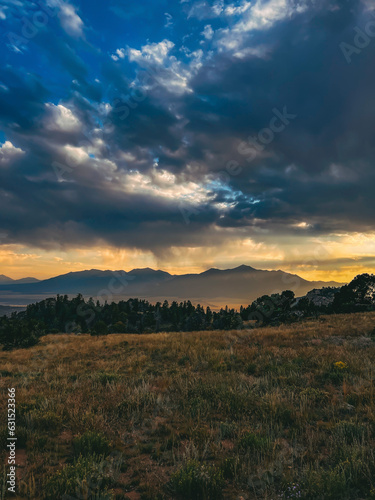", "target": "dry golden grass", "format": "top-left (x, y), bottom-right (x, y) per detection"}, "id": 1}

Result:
top-left (1, 312), bottom-right (375, 499)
